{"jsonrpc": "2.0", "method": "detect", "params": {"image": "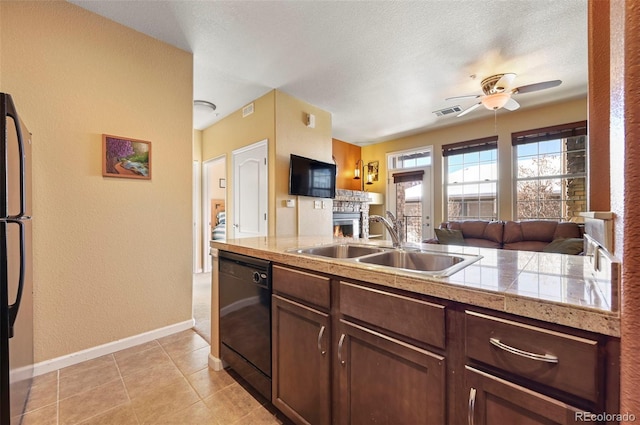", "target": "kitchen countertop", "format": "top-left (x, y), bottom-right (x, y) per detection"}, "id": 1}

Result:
top-left (210, 236), bottom-right (620, 337)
